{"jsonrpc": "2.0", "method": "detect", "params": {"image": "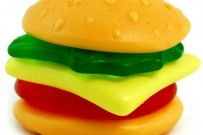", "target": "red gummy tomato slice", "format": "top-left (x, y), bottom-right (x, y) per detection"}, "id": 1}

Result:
top-left (15, 80), bottom-right (177, 120)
